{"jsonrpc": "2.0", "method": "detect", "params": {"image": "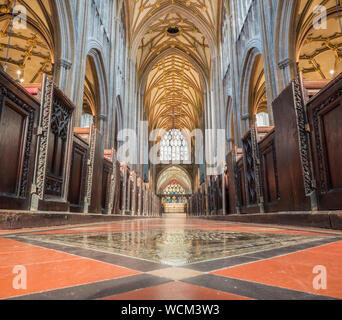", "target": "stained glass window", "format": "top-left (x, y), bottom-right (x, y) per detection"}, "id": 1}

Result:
top-left (162, 181), bottom-right (186, 203)
top-left (160, 129), bottom-right (189, 162)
